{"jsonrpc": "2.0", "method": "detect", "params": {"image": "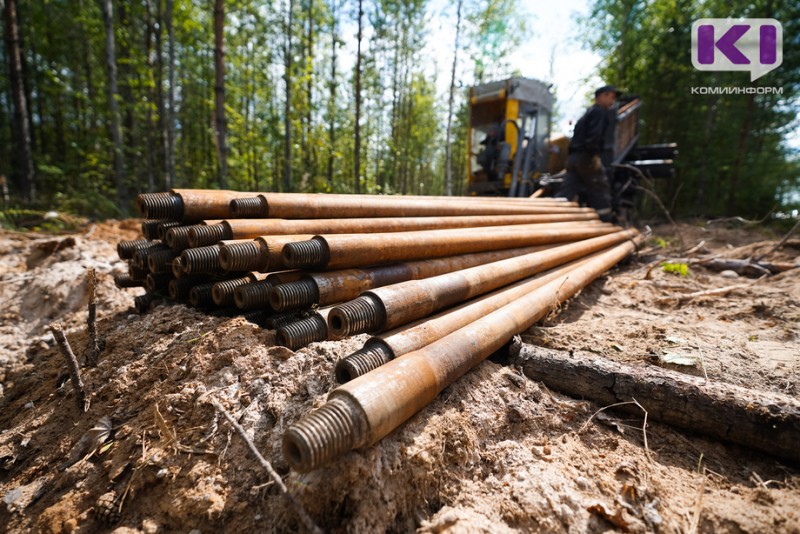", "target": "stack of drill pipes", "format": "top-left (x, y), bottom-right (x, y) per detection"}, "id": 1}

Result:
top-left (333, 253), bottom-right (602, 383)
top-left (326, 229), bottom-right (636, 337)
top-left (186, 212), bottom-right (600, 248)
top-left (281, 234), bottom-right (643, 473)
top-left (136, 189), bottom-right (582, 222)
top-left (267, 245), bottom-right (557, 313)
top-left (229, 193), bottom-right (595, 219)
top-left (280, 222), bottom-right (617, 272)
